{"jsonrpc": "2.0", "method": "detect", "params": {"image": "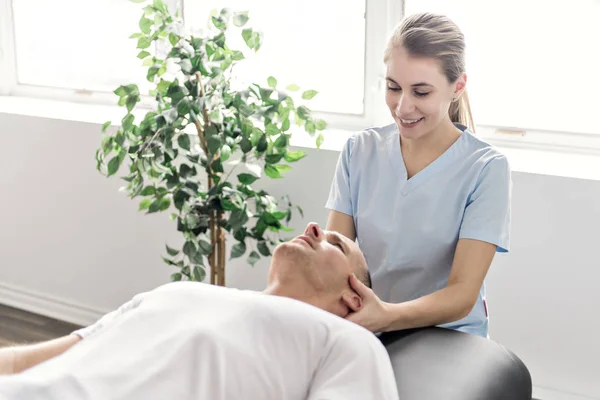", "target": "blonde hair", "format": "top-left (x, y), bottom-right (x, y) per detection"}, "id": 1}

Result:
top-left (384, 12), bottom-right (475, 132)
